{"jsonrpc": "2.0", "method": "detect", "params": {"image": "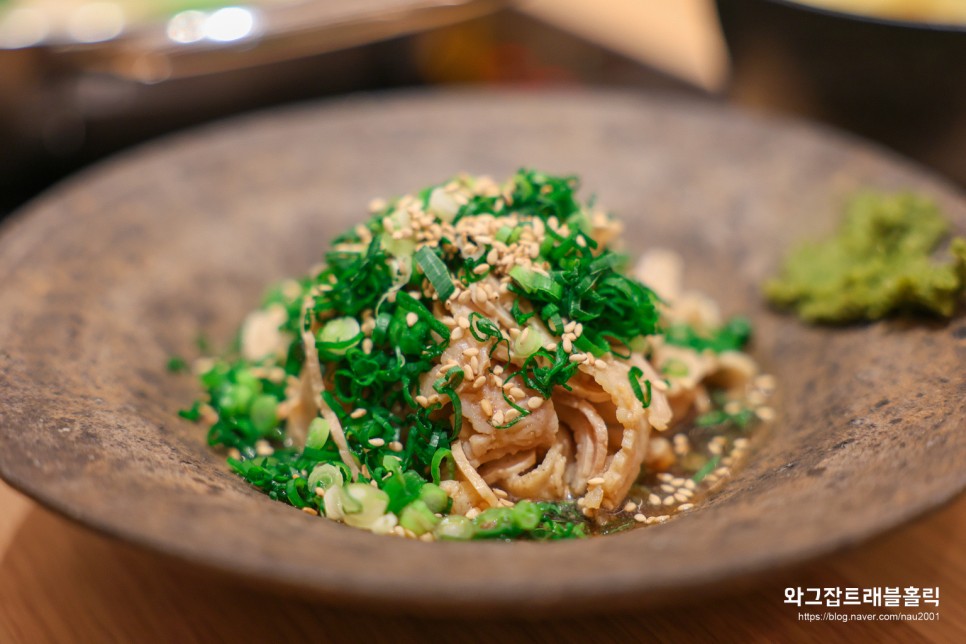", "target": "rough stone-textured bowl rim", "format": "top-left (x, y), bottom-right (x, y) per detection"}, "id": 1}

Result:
top-left (0, 89), bottom-right (963, 616)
